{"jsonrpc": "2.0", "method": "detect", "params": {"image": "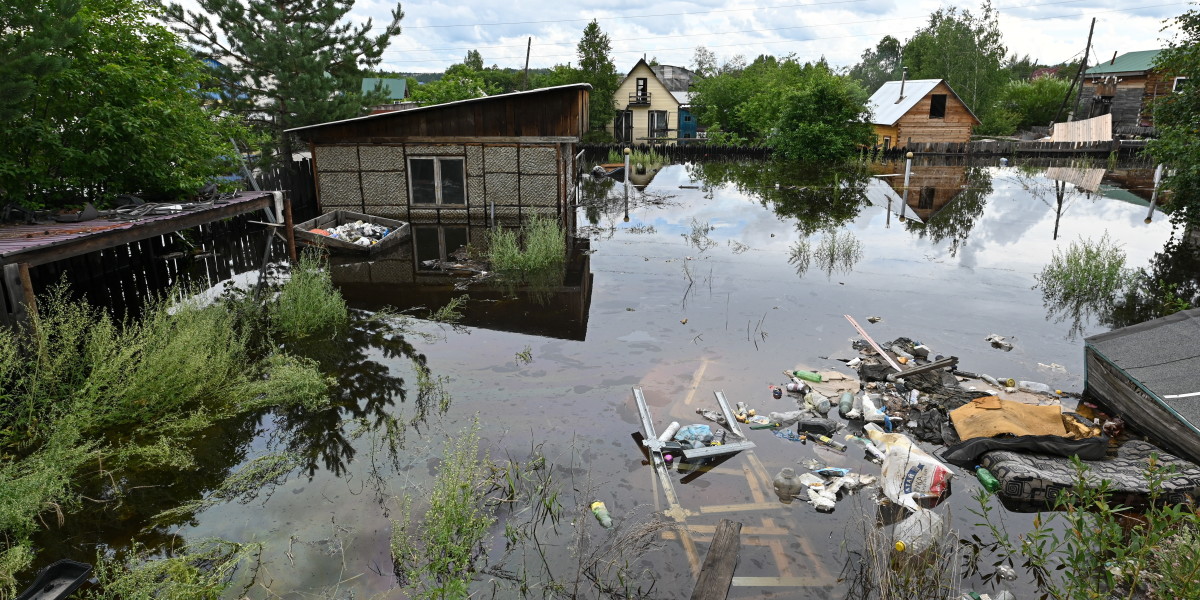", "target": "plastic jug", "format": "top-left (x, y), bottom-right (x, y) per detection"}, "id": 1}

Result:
top-left (892, 508), bottom-right (946, 553)
top-left (773, 467), bottom-right (804, 503)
